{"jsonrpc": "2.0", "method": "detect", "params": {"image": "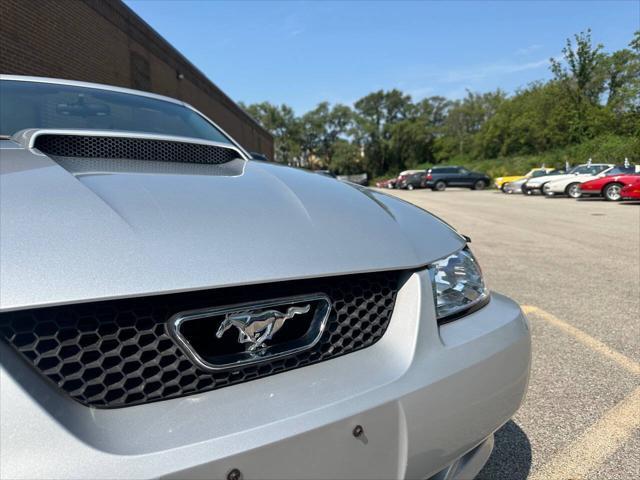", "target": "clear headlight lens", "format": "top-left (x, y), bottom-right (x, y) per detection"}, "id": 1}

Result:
top-left (429, 248), bottom-right (489, 321)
